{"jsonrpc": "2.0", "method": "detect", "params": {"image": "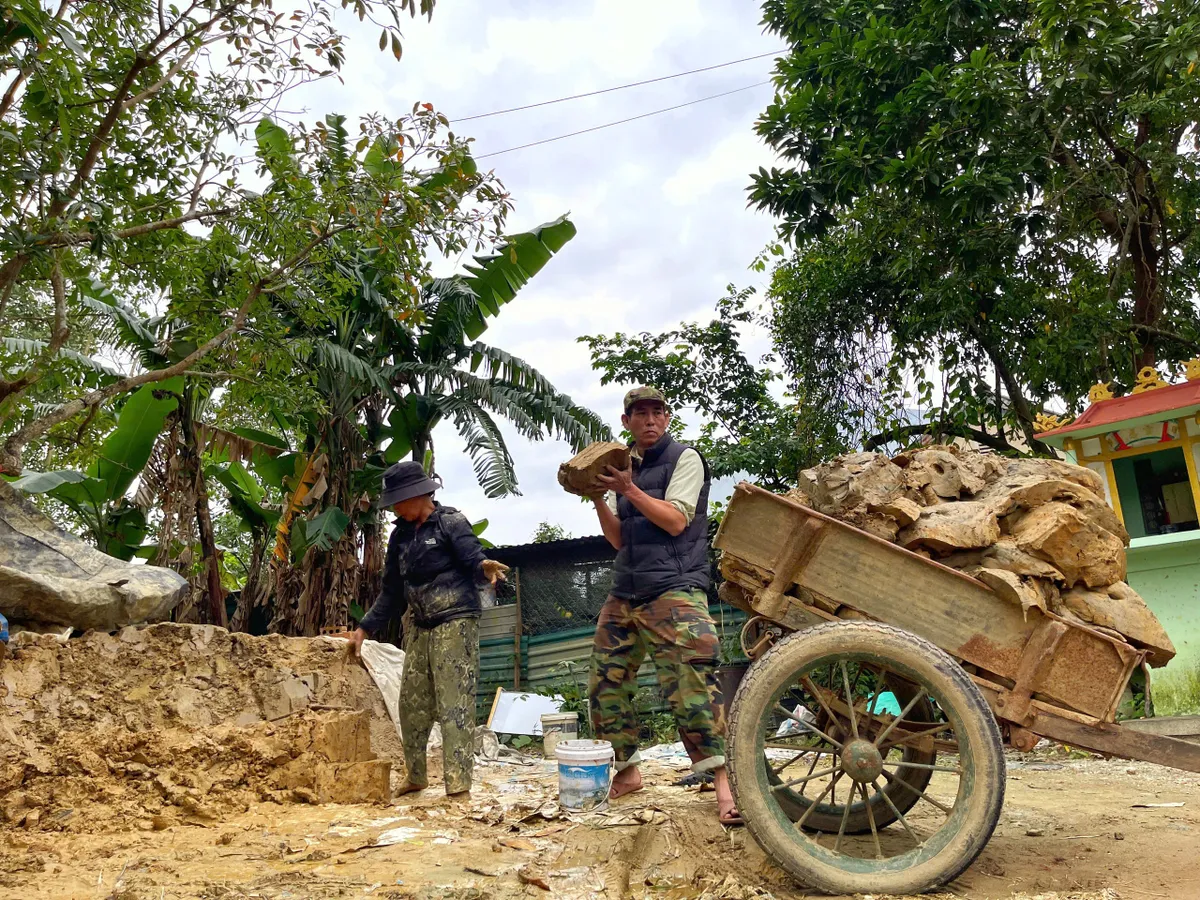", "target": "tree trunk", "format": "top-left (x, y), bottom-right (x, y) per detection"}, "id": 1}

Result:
top-left (179, 405), bottom-right (227, 628)
top-left (359, 513), bottom-right (385, 617)
top-left (1131, 217), bottom-right (1163, 372)
top-left (964, 316), bottom-right (1049, 454)
top-left (229, 531), bottom-right (266, 632)
top-left (194, 463), bottom-right (228, 628)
